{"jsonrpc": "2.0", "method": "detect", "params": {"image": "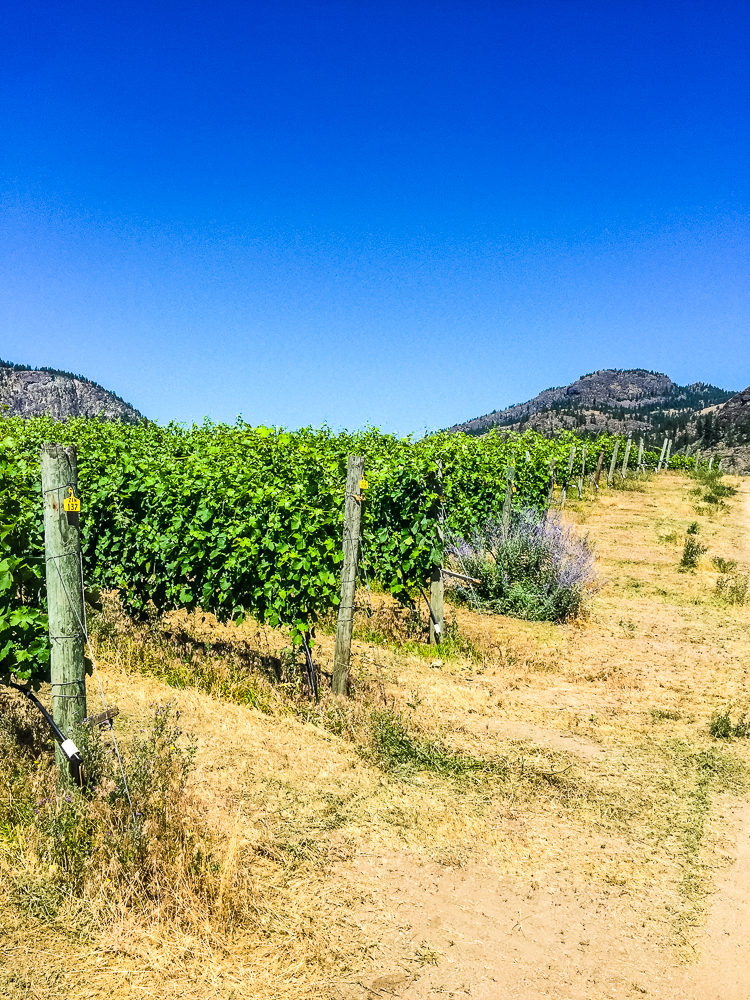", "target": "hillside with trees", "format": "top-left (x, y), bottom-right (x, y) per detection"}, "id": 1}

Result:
top-left (0, 359), bottom-right (142, 423)
top-left (449, 369), bottom-right (745, 461)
